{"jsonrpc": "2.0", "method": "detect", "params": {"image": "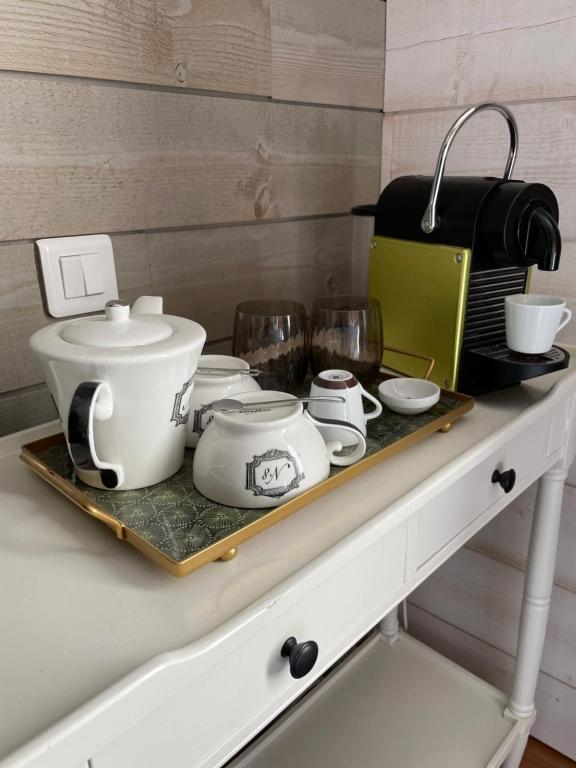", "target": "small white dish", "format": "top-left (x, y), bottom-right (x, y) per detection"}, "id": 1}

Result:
top-left (378, 378), bottom-right (440, 415)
